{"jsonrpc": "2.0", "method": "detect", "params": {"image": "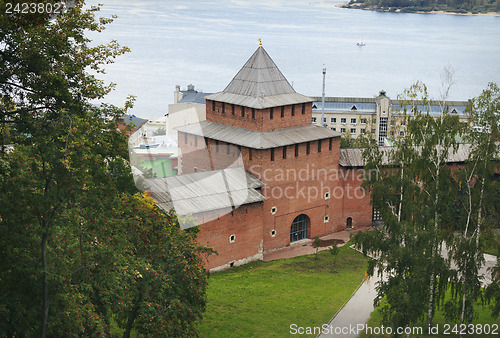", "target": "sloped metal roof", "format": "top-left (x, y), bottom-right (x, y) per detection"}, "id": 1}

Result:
top-left (339, 143), bottom-right (498, 167)
top-left (205, 46), bottom-right (312, 109)
top-left (145, 168), bottom-right (265, 221)
top-left (176, 121), bottom-right (340, 149)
